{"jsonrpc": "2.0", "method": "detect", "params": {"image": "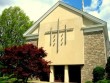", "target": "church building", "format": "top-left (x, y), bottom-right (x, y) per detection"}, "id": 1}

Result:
top-left (23, 1), bottom-right (109, 83)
